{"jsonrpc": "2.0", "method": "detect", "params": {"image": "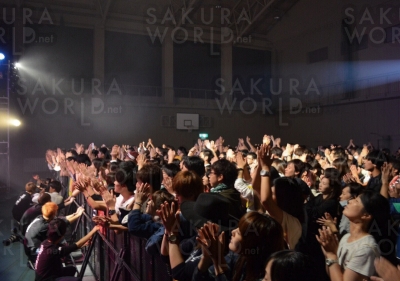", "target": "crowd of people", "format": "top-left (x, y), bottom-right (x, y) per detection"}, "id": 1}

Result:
top-left (10, 136), bottom-right (400, 281)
